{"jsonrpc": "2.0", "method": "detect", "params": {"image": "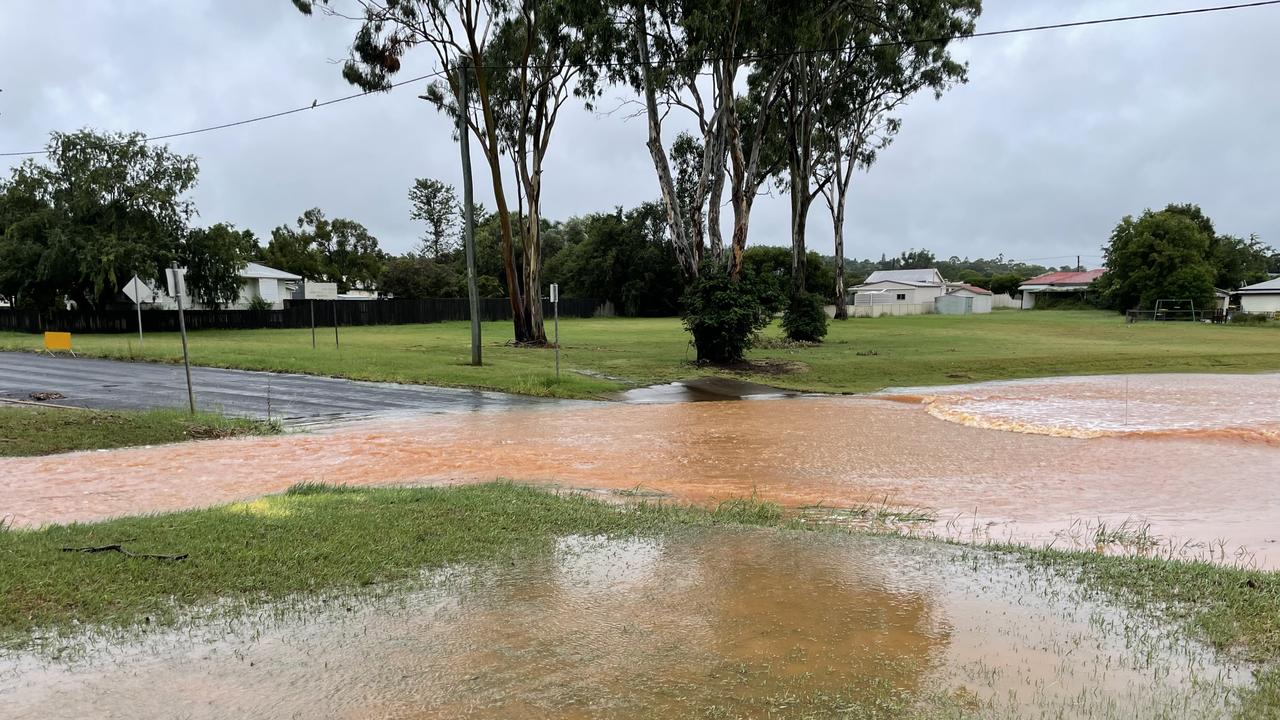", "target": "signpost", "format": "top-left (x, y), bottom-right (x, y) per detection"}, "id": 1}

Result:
top-left (132, 276), bottom-right (143, 347)
top-left (167, 263), bottom-right (196, 415)
top-left (301, 282), bottom-right (338, 349)
top-left (550, 283), bottom-right (560, 379)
